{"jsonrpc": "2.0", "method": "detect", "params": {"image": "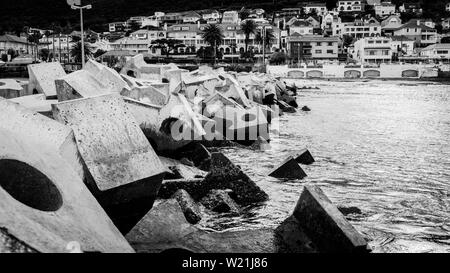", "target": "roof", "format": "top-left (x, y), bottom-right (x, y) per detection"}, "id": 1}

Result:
top-left (0, 34), bottom-right (28, 44)
top-left (291, 20), bottom-right (312, 27)
top-left (395, 20), bottom-right (436, 31)
top-left (391, 35), bottom-right (415, 42)
top-left (422, 43), bottom-right (450, 51)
